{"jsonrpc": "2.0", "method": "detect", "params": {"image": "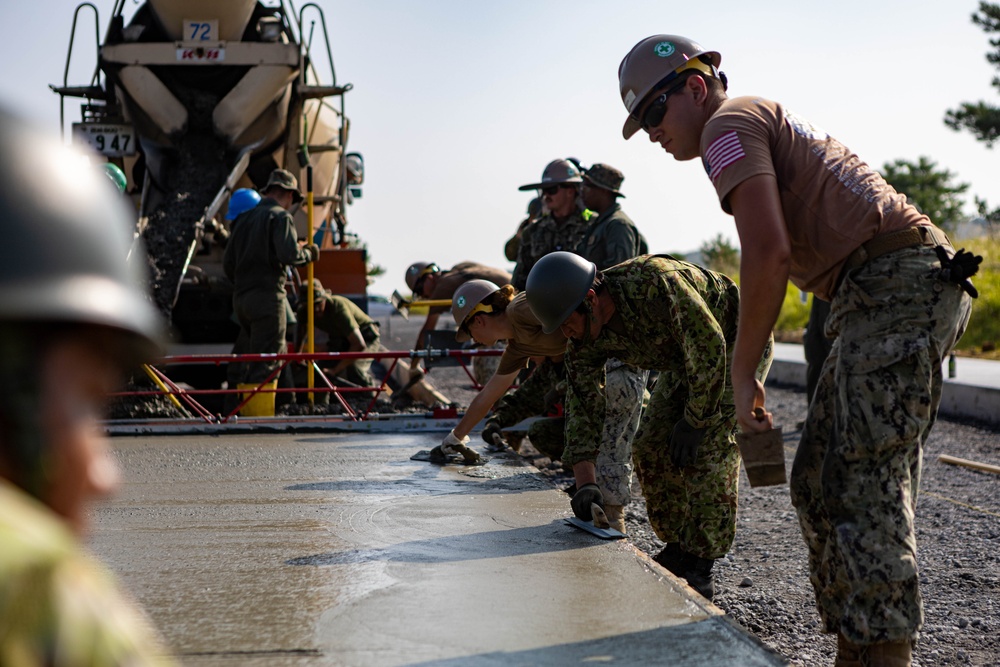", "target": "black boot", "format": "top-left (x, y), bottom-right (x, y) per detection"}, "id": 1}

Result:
top-left (653, 542), bottom-right (686, 575)
top-left (682, 556), bottom-right (716, 601)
